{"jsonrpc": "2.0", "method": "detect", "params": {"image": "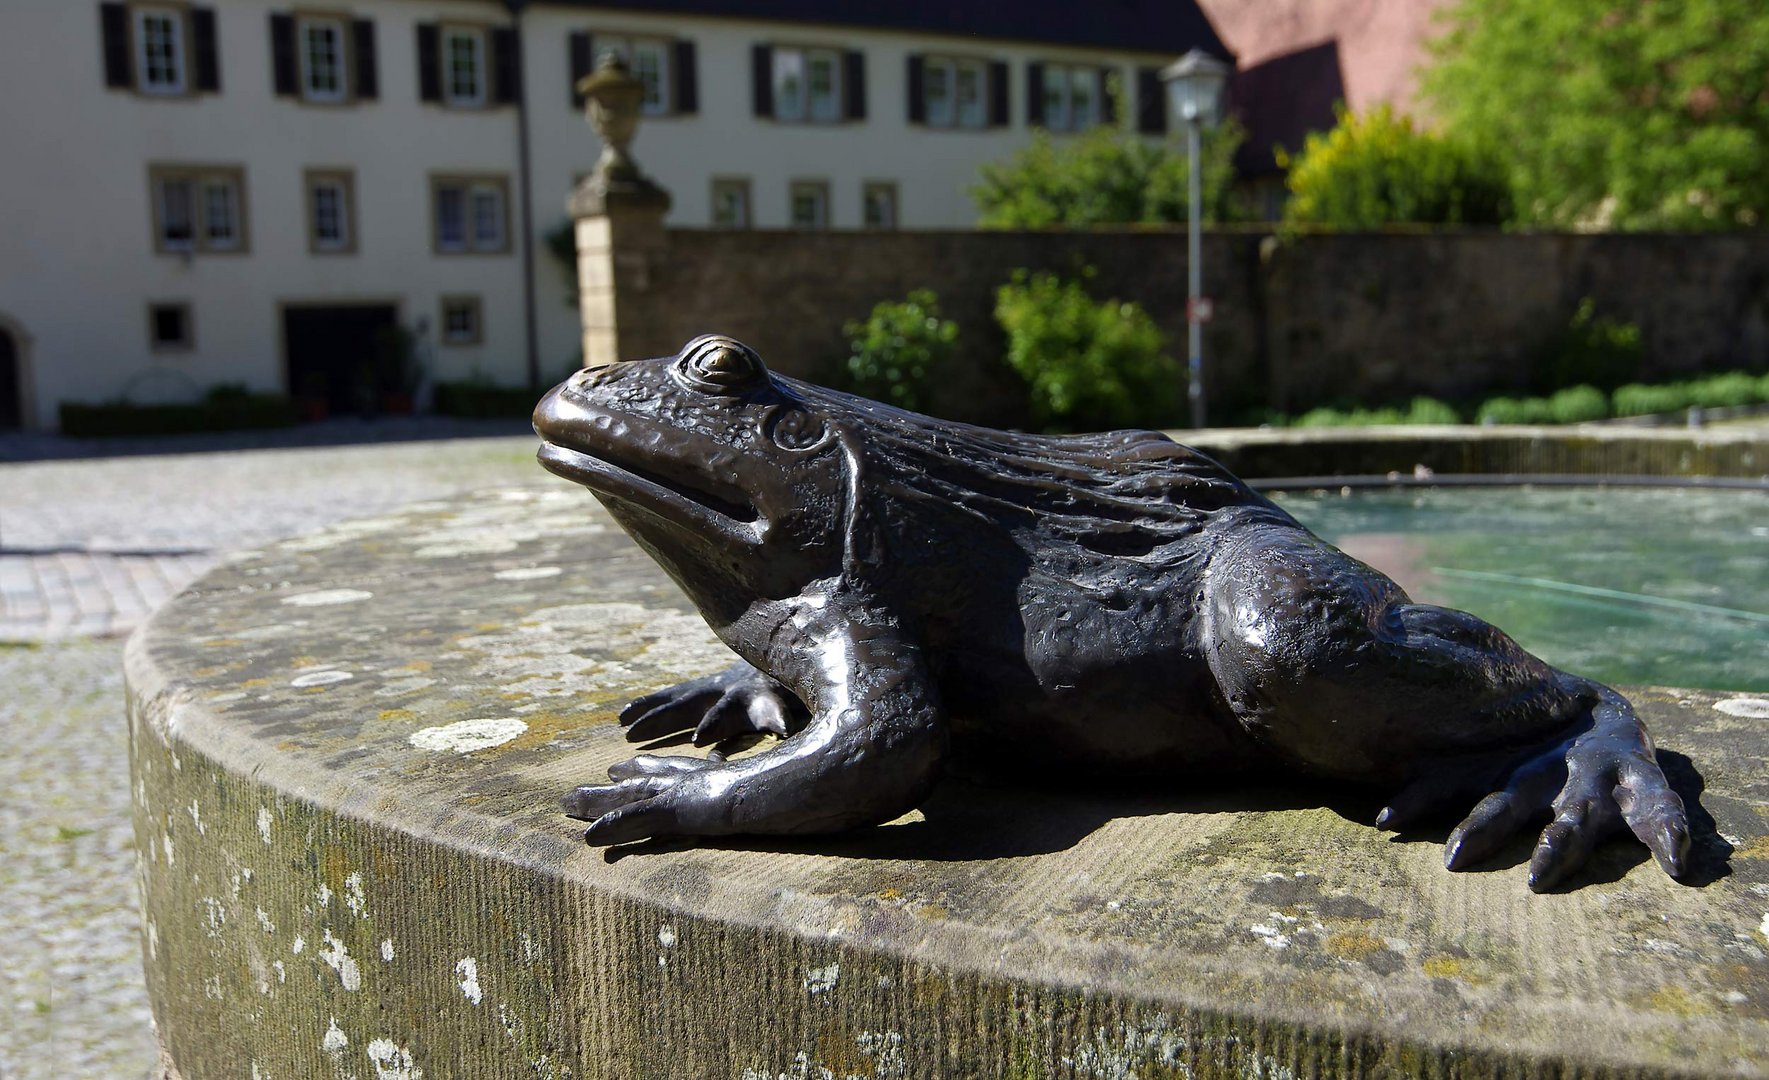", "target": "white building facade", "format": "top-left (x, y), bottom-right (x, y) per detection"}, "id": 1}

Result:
top-left (0, 0), bottom-right (1229, 431)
